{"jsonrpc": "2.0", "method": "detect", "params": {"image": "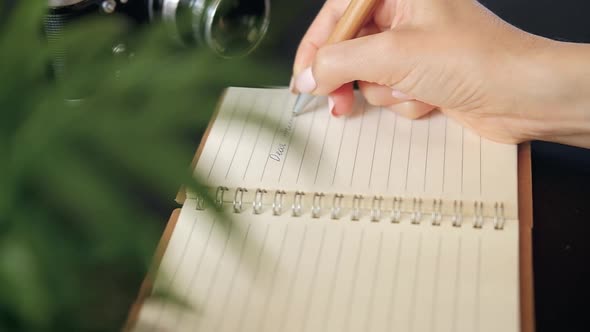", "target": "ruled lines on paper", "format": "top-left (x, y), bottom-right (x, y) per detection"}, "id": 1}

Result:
top-left (194, 87), bottom-right (518, 207)
top-left (139, 205), bottom-right (520, 332)
top-left (134, 87), bottom-right (522, 332)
